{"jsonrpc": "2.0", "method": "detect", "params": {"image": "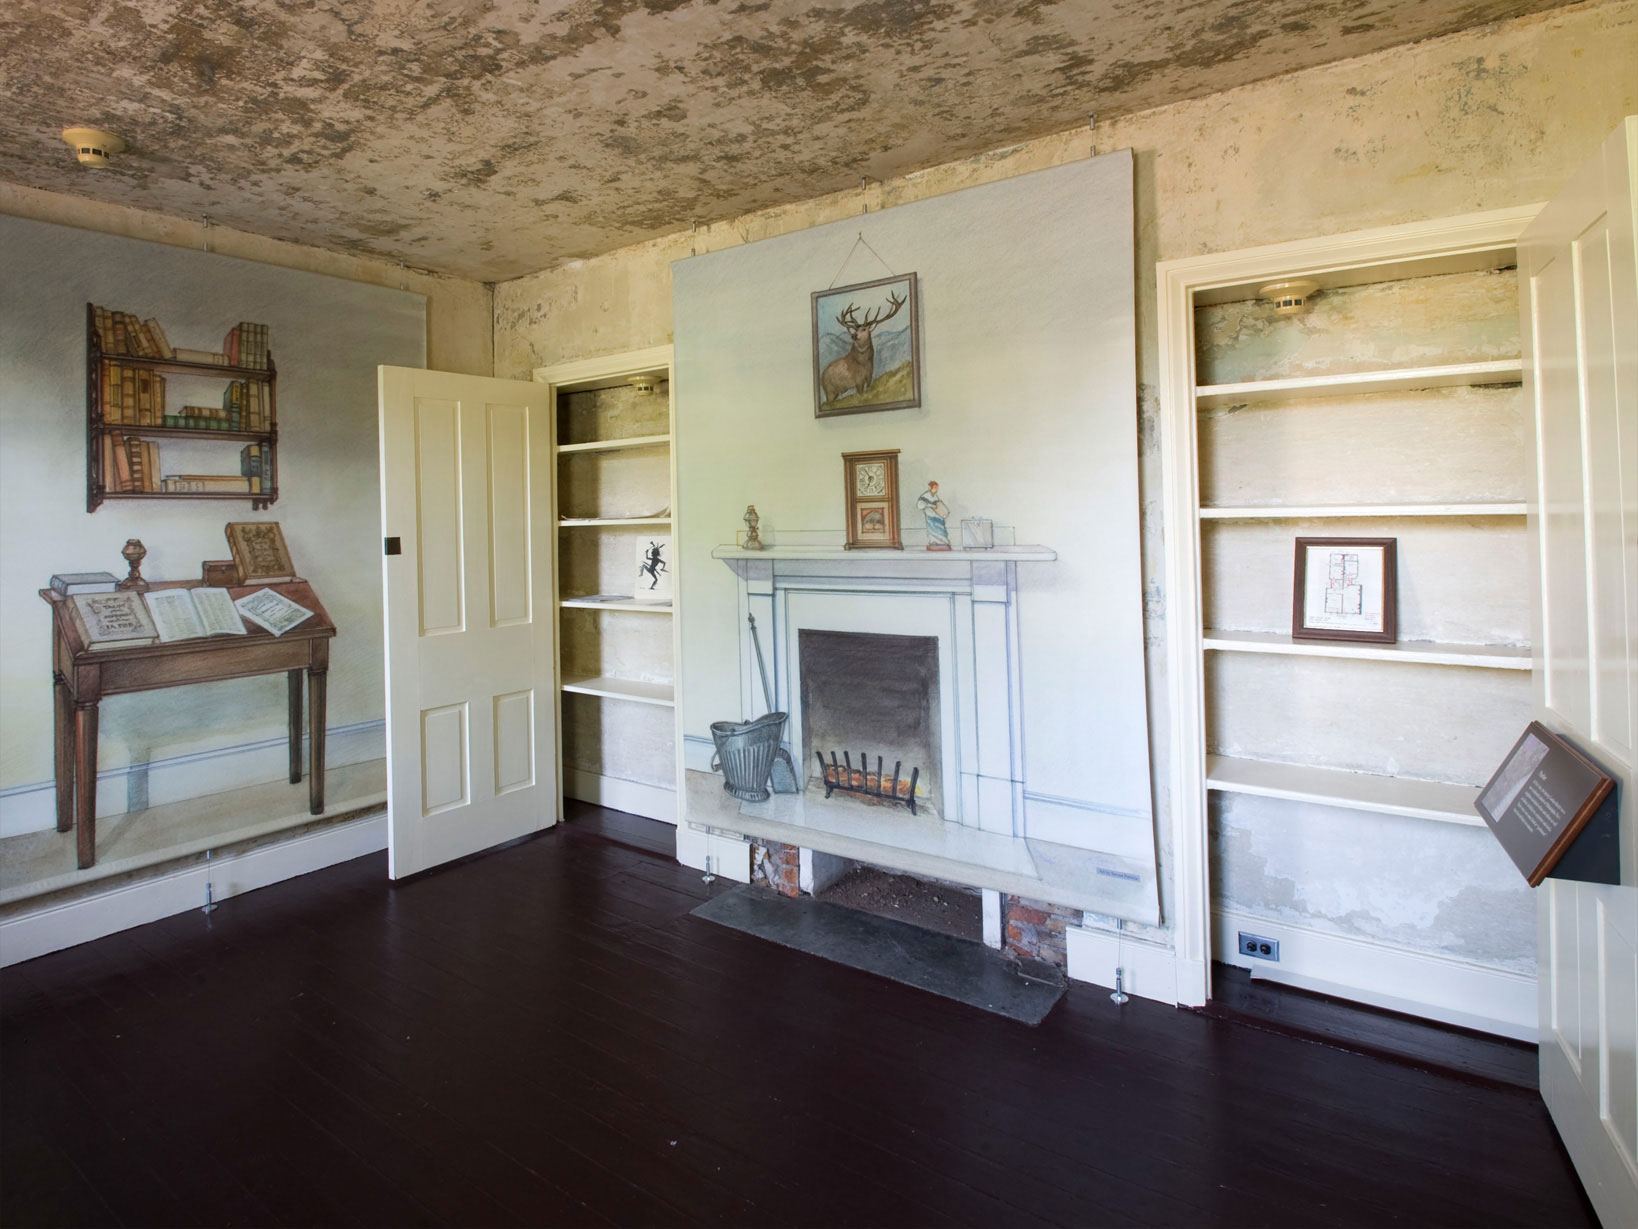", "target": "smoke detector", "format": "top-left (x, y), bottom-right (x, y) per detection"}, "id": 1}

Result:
top-left (628, 374), bottom-right (657, 396)
top-left (1259, 279), bottom-right (1320, 316)
top-left (62, 127), bottom-right (126, 168)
